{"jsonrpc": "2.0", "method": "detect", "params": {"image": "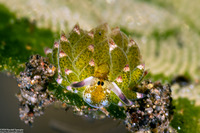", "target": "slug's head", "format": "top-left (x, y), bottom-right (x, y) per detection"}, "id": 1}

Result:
top-left (71, 76), bottom-right (134, 108)
top-left (83, 79), bottom-right (111, 108)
